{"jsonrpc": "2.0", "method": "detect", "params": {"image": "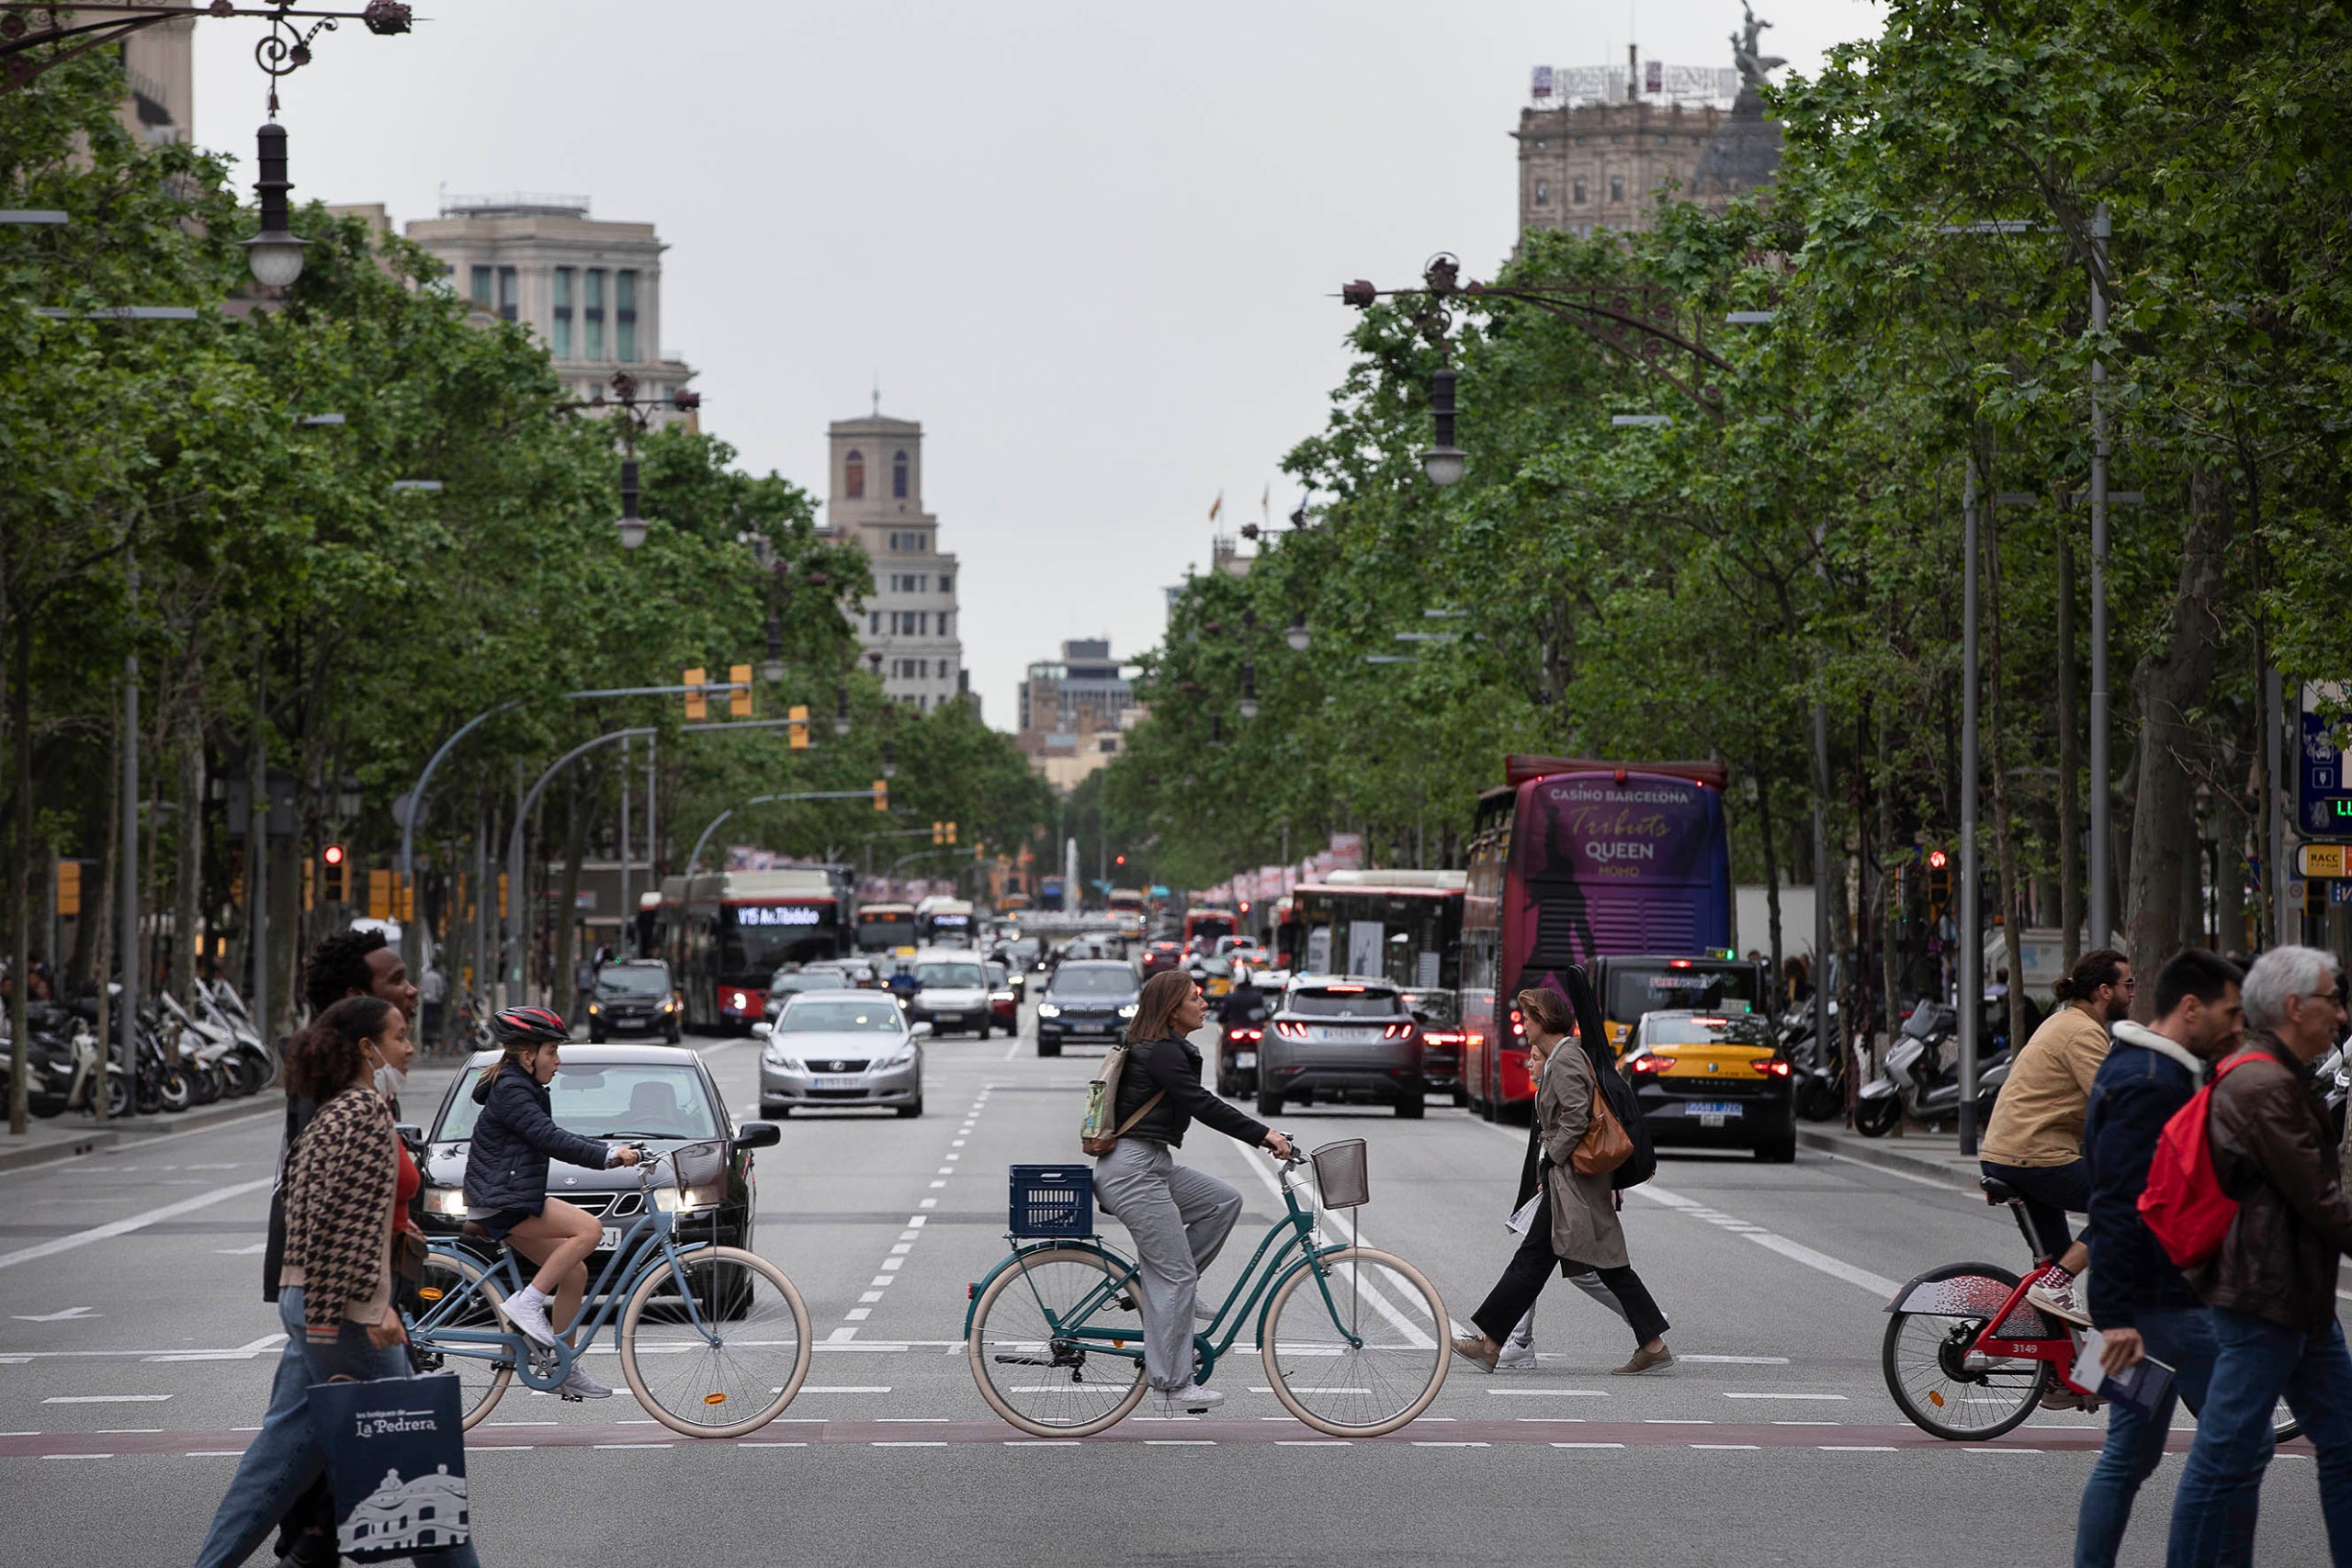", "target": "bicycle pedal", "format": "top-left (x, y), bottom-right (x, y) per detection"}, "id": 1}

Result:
top-left (559, 1389), bottom-right (584, 1403)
